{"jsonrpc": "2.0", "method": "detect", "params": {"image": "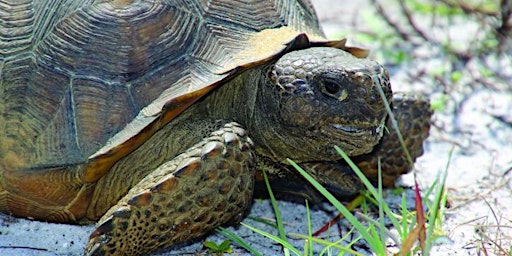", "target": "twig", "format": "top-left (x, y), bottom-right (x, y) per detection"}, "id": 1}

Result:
top-left (0, 246), bottom-right (52, 253)
top-left (369, 0), bottom-right (412, 41)
top-left (397, 1), bottom-right (432, 43)
top-left (439, 0), bottom-right (499, 16)
top-left (496, 0), bottom-right (512, 51)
